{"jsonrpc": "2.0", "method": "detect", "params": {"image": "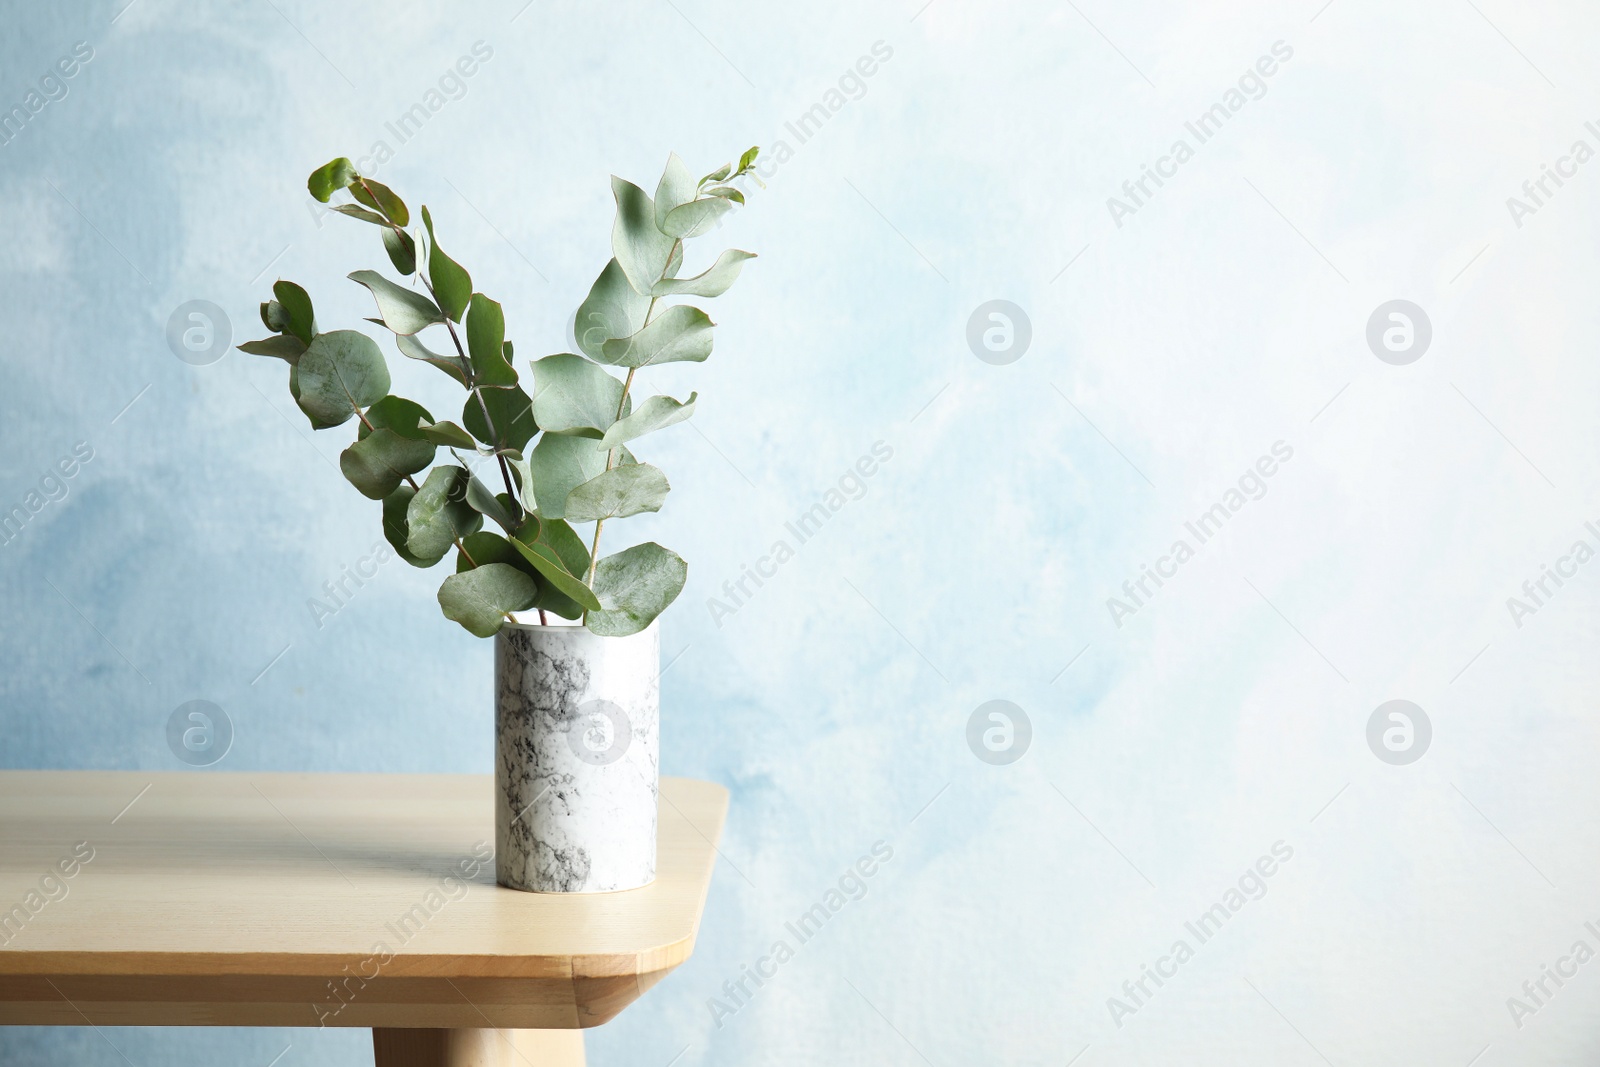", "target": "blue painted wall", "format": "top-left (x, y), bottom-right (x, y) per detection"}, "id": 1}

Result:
top-left (5, 1), bottom-right (1600, 1063)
